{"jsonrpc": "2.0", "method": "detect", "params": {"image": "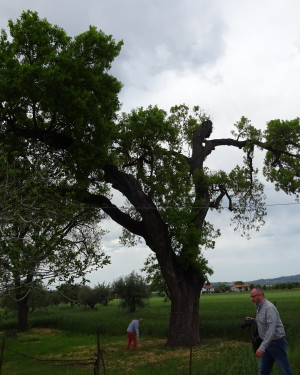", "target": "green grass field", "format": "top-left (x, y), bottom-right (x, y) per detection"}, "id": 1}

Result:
top-left (1, 289), bottom-right (299, 374)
